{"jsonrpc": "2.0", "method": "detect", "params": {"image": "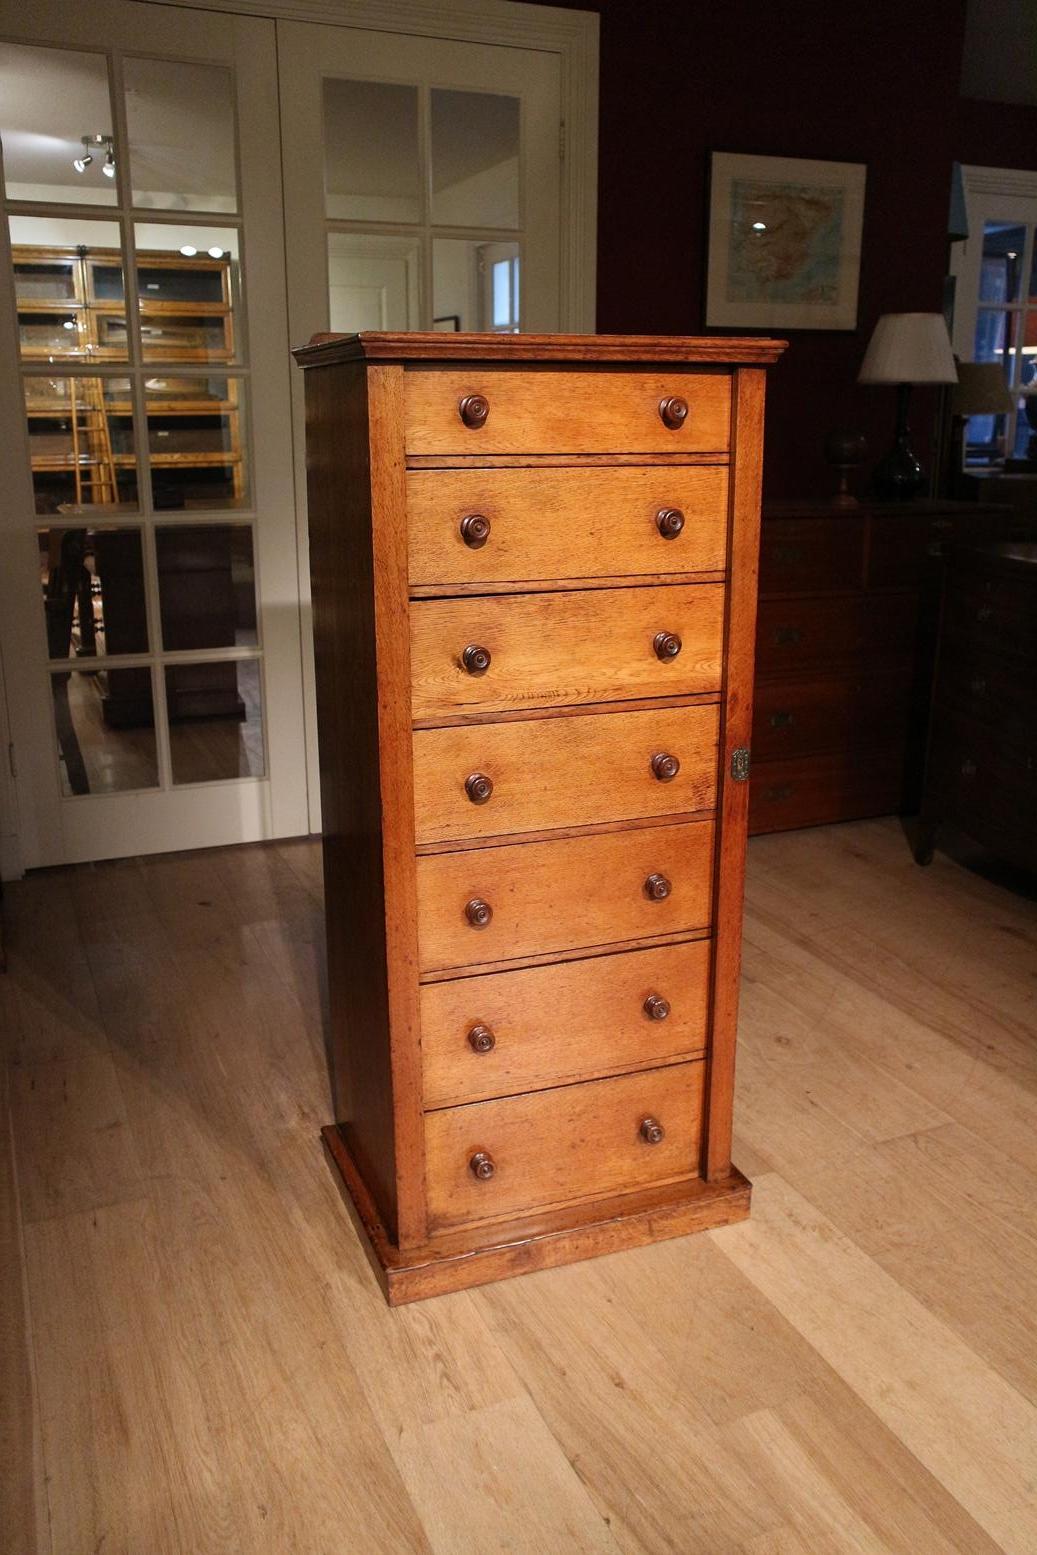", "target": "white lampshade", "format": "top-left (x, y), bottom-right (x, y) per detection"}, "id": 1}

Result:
top-left (858, 313), bottom-right (958, 385)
